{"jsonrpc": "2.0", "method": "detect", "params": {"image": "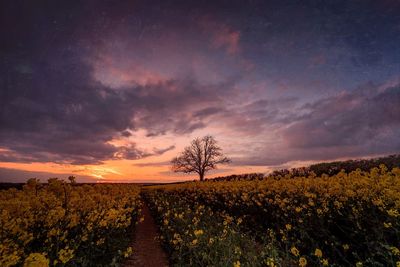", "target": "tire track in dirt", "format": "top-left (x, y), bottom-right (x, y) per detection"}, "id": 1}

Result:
top-left (123, 203), bottom-right (169, 267)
